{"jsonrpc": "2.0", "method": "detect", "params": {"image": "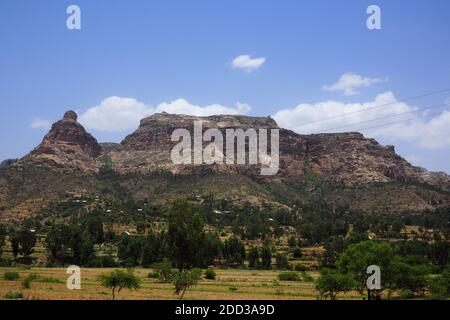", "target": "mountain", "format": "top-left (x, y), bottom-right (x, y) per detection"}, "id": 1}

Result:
top-left (0, 159), bottom-right (18, 169)
top-left (0, 110), bottom-right (449, 223)
top-left (19, 111), bottom-right (102, 173)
